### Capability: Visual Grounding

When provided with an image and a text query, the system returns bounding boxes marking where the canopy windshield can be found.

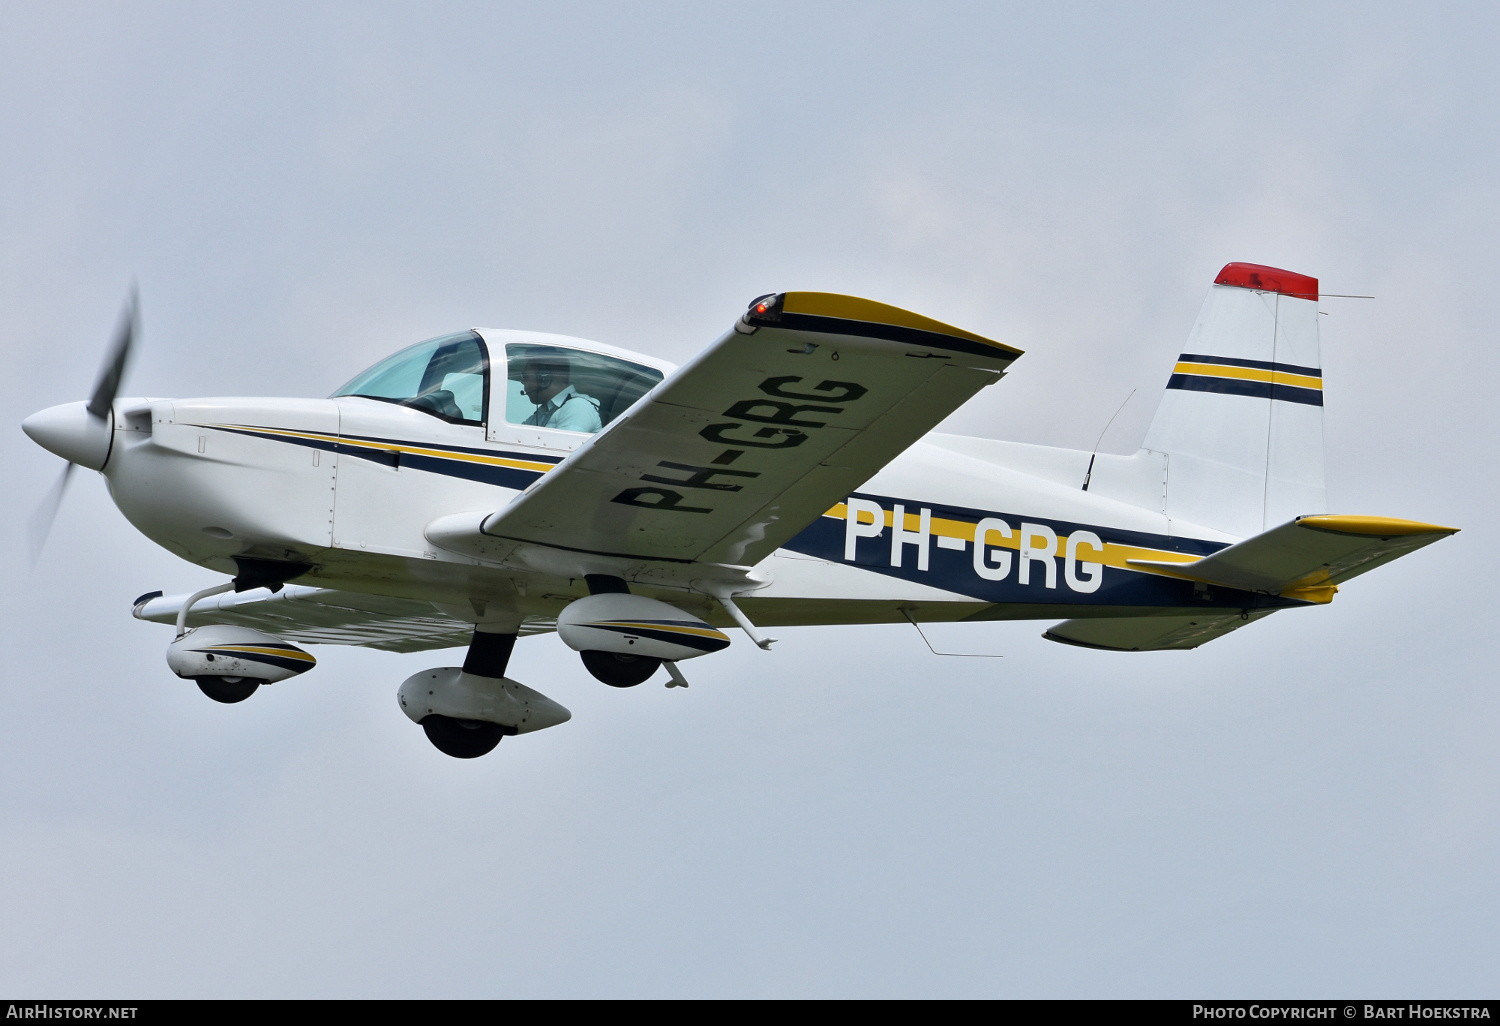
[333,331,488,425]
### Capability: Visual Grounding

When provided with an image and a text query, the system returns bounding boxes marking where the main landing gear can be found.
[580,650,661,688]
[397,629,572,759]
[195,676,263,704]
[559,575,726,688]
[166,564,318,705]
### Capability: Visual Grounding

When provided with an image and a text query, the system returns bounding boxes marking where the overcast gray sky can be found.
[2,1,1495,997]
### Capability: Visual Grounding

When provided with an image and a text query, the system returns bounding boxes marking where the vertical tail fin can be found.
[1141,263,1326,539]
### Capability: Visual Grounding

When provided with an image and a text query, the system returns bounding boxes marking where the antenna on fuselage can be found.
[1081,388,1136,492]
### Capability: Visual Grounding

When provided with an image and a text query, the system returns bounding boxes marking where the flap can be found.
[469,292,1021,567]
[1126,514,1457,595]
[1042,609,1277,651]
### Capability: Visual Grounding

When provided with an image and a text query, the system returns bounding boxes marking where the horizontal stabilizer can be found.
[1042,609,1277,652]
[1127,515,1457,597]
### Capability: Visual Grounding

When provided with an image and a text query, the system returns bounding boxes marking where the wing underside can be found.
[1042,609,1277,652]
[134,586,549,653]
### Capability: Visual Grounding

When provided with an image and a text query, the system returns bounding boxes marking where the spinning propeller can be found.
[24,288,139,562]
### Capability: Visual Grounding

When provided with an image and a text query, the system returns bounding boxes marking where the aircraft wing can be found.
[132,586,550,653]
[455,292,1021,567]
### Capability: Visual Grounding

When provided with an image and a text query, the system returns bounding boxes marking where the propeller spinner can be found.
[23,288,139,560]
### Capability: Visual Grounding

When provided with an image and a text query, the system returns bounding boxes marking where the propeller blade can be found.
[86,286,137,421]
[28,462,75,565]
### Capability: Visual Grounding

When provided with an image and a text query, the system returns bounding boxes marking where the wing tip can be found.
[132,590,164,619]
[777,291,1023,358]
[1296,514,1459,537]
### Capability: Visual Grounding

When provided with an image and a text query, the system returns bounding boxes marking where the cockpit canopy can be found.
[500,343,663,433]
[333,331,488,424]
[332,330,665,436]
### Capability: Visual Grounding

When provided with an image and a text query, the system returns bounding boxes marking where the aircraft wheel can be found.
[195,676,263,704]
[421,714,505,759]
[580,650,661,688]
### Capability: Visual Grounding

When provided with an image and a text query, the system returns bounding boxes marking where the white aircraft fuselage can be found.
[86,369,1245,632]
[23,268,1455,756]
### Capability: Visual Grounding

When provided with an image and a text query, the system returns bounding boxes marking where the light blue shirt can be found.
[524,384,602,433]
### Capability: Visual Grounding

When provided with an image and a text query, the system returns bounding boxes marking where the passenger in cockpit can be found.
[519,354,603,432]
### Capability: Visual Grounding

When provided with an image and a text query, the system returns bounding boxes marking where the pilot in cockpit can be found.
[519,353,603,433]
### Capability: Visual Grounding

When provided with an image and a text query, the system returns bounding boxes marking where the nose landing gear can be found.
[420,714,509,759]
[398,628,572,759]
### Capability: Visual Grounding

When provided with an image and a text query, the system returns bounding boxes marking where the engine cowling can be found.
[556,594,730,662]
[396,668,572,735]
[166,624,315,684]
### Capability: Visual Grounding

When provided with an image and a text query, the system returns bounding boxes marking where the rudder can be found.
[1140,262,1326,539]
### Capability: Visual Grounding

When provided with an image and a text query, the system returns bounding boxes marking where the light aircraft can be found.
[23,262,1456,758]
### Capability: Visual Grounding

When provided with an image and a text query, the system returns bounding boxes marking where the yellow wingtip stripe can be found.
[1280,584,1338,604]
[1297,515,1459,537]
[781,292,1022,356]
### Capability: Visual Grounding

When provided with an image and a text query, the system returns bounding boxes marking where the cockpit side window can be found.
[333,331,489,425]
[504,344,664,434]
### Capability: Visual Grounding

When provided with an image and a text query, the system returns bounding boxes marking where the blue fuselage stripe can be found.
[201,426,1291,612]
[1167,374,1324,407]
[782,492,1298,611]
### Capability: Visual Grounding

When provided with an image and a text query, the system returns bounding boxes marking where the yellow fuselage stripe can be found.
[824,503,1202,580]
[209,425,557,474]
[213,424,1322,594]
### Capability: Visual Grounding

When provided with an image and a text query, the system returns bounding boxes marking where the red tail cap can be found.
[1215,262,1318,300]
